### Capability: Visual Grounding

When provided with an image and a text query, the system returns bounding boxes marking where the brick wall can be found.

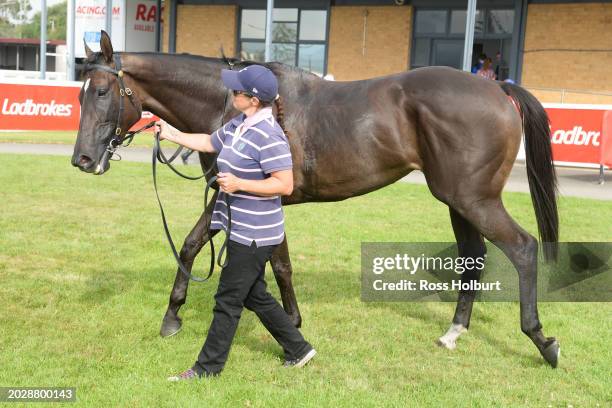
[161,0,170,52]
[161,2,237,58]
[327,5,411,81]
[176,5,237,58]
[522,3,612,103]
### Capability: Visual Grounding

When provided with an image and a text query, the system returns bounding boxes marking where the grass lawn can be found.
[0,153,610,407]
[0,130,175,149]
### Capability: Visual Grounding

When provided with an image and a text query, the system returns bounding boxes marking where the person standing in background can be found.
[494,52,502,80]
[476,58,496,80]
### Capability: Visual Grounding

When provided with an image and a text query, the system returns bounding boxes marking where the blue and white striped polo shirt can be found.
[210,106,293,247]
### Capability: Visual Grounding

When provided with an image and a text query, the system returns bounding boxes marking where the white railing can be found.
[526,86,612,104]
[0,45,69,81]
[0,69,67,81]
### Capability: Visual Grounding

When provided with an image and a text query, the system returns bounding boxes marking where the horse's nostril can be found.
[79,155,93,167]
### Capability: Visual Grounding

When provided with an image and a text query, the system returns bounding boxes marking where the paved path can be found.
[400,162,611,201]
[1,142,610,200]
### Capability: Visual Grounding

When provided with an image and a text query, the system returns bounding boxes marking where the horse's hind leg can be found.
[453,198,559,367]
[269,234,302,328]
[438,207,486,350]
[160,196,220,337]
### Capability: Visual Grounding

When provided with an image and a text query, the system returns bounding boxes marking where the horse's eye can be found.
[97,88,108,96]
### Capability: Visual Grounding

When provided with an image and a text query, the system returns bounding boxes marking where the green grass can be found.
[0,130,175,148]
[0,153,610,407]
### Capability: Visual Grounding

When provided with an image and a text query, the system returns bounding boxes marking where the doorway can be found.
[472,39,512,80]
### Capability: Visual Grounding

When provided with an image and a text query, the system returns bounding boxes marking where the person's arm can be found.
[216,169,293,197]
[154,119,217,153]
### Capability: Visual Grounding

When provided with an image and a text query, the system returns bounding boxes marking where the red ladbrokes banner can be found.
[544,104,612,167]
[0,79,158,133]
[1,81,81,130]
[601,111,612,168]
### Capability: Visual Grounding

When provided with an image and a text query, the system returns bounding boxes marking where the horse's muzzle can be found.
[72,154,95,173]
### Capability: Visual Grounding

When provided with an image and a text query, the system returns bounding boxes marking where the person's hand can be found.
[217,172,242,193]
[154,119,180,142]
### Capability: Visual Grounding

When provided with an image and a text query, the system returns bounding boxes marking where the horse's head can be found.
[72,30,142,175]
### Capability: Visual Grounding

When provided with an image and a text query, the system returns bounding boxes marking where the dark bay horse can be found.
[72,31,560,367]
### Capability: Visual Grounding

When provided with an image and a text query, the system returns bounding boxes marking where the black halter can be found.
[84,53,154,173]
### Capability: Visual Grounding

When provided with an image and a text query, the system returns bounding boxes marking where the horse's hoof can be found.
[160,315,182,338]
[437,336,457,350]
[437,323,467,350]
[540,338,560,368]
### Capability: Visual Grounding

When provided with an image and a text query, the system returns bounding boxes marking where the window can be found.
[487,10,514,35]
[449,10,484,35]
[415,10,447,34]
[411,7,515,71]
[298,44,325,74]
[239,8,328,76]
[240,10,266,39]
[299,10,327,41]
[240,42,265,62]
[412,38,430,67]
[433,40,463,69]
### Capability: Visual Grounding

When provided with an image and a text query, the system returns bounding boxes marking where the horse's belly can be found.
[285,160,414,204]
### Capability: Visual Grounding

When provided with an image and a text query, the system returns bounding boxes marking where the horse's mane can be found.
[82,50,320,82]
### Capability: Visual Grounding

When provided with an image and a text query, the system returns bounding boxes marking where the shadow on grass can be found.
[78,267,135,305]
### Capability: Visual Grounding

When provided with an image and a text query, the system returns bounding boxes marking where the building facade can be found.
[0,38,65,72]
[160,0,612,103]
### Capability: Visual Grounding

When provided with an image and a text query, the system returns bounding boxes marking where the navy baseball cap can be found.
[221,65,279,102]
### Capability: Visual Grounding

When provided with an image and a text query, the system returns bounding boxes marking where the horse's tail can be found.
[501,82,559,262]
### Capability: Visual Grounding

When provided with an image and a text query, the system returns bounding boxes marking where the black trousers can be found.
[192,239,312,375]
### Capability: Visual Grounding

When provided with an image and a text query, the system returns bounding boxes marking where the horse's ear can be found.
[99,30,114,63]
[219,45,231,63]
[84,38,94,59]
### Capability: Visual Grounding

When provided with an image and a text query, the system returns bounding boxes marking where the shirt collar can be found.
[242,106,274,130]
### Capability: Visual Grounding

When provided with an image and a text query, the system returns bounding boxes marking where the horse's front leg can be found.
[160,192,220,337]
[269,234,302,328]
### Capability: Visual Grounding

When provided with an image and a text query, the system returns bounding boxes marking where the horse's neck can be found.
[125,53,230,133]
[125,53,323,136]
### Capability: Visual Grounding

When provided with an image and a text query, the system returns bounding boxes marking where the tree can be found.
[0,0,32,38]
[0,17,17,38]
[0,0,32,23]
[21,1,67,41]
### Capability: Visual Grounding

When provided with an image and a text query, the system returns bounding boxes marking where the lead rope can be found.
[152,129,230,282]
[86,52,234,281]
[150,59,235,282]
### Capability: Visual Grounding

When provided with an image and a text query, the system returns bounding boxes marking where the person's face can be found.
[231,90,260,111]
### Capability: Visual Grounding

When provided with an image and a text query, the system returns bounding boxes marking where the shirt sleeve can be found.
[258,130,293,174]
[210,125,227,153]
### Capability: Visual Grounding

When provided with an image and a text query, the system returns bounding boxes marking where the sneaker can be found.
[283,348,317,368]
[167,368,218,381]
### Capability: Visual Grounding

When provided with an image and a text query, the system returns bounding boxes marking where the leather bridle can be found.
[83,53,153,174]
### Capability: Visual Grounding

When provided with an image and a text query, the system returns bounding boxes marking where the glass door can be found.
[432,39,463,69]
